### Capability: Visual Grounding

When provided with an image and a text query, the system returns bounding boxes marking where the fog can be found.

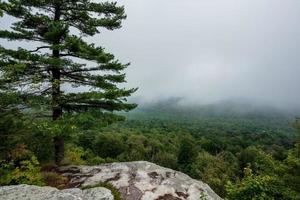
[94,0,300,109]
[1,0,300,109]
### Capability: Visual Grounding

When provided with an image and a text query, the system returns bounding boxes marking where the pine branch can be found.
[0,30,46,42]
[0,0,137,120]
[59,53,80,58]
[61,67,100,74]
[29,46,51,53]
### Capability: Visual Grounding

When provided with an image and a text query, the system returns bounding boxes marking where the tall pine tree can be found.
[0,0,137,164]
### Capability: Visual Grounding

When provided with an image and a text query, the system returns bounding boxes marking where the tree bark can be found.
[52,4,64,165]
[54,136,64,164]
[52,67,63,164]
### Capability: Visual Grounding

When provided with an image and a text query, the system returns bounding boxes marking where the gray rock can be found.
[0,161,222,200]
[0,184,113,200]
[63,161,222,200]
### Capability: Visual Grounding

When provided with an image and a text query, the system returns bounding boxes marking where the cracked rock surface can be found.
[62,161,222,200]
[0,184,113,200]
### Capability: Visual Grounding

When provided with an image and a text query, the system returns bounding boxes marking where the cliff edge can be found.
[0,161,222,200]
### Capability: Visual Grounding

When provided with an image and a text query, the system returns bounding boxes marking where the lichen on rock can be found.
[63,161,222,200]
[0,184,113,200]
[0,161,222,200]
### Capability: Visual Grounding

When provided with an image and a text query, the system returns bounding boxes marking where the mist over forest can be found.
[97,0,300,110]
[129,97,299,118]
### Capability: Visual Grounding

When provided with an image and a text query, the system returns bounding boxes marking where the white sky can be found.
[95,0,300,108]
[1,0,300,109]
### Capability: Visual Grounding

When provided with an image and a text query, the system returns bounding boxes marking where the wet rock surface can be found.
[62,161,222,200]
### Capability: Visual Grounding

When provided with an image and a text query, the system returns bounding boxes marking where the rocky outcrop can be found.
[0,161,222,200]
[61,161,222,200]
[0,184,113,200]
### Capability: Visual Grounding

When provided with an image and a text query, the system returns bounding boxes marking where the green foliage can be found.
[86,156,106,166]
[152,152,178,169]
[119,134,150,161]
[0,110,30,159]
[65,111,126,131]
[190,151,238,196]
[81,182,122,200]
[0,144,44,186]
[283,144,300,195]
[64,144,86,165]
[0,97,299,199]
[225,167,296,200]
[23,117,79,163]
[62,143,108,165]
[93,134,126,159]
[0,0,137,163]
[177,136,198,165]
[199,192,208,200]
[79,114,297,199]
[26,122,55,163]
[0,0,137,114]
[0,109,53,163]
[238,146,278,176]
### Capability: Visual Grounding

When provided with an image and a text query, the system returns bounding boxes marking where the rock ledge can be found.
[0,184,113,200]
[62,161,222,200]
[0,161,222,200]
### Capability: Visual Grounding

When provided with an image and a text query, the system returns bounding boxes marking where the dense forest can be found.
[1,100,300,199]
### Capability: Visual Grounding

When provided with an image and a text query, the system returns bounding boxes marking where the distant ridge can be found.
[128,98,296,119]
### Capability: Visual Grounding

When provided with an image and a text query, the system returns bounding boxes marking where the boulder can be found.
[62,161,222,200]
[0,161,222,200]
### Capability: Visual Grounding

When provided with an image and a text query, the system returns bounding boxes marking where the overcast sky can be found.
[1,0,300,109]
[92,0,300,108]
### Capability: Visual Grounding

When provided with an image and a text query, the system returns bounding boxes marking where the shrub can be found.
[64,144,86,165]
[42,172,68,189]
[0,144,44,186]
[225,167,295,200]
[93,134,125,159]
[41,162,58,172]
[86,156,106,165]
[152,152,177,169]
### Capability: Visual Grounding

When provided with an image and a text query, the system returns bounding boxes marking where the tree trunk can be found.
[54,136,64,164]
[52,67,63,165]
[52,4,63,165]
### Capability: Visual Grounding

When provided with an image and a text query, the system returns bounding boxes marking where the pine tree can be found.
[0,0,137,164]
